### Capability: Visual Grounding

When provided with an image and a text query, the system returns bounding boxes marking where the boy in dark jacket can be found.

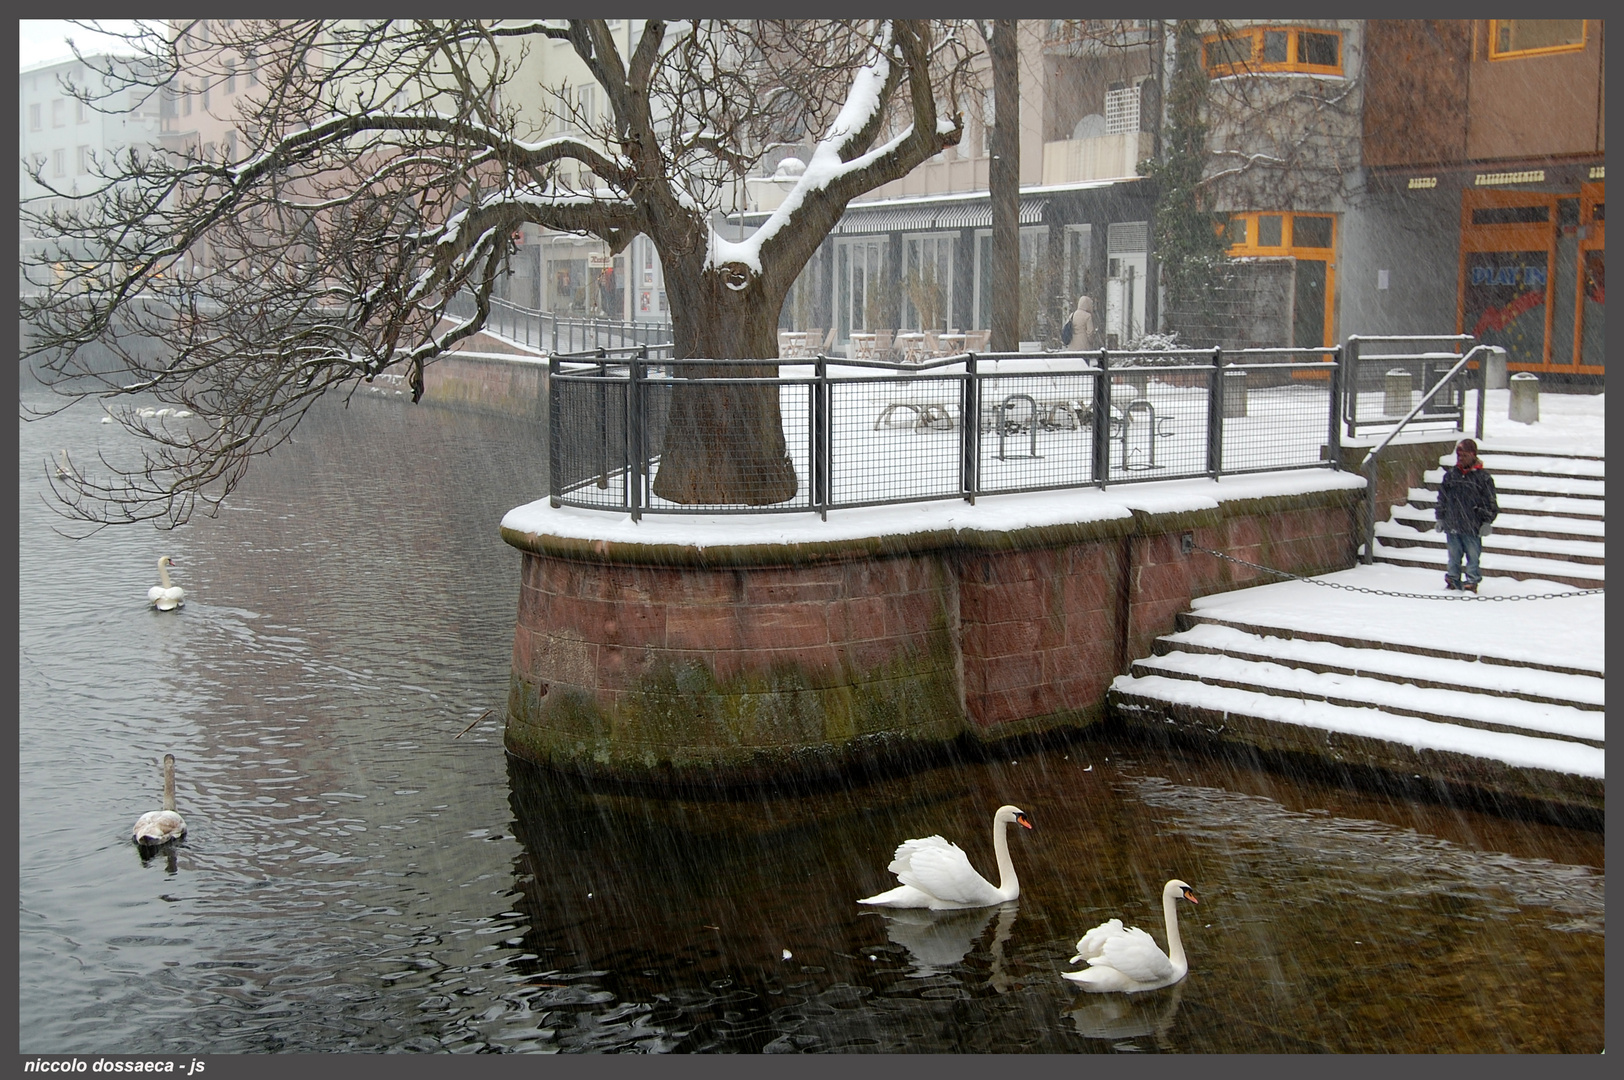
[1434,438,1499,592]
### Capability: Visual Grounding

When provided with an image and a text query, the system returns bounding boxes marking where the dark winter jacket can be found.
[1436,462,1499,535]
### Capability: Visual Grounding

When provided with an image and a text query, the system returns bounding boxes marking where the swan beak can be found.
[1182,887,1199,904]
[1016,812,1033,830]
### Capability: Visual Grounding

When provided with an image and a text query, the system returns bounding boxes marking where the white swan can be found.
[132,753,187,847]
[857,804,1033,910]
[1063,879,1199,993]
[147,555,185,611]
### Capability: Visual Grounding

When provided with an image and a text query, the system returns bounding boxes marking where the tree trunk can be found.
[648,257,798,506]
[989,20,1020,353]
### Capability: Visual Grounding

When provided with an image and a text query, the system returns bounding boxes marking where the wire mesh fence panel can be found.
[977,371,1099,494]
[1106,367,1213,482]
[551,368,631,508]
[641,376,814,513]
[1219,365,1335,473]
[829,374,964,506]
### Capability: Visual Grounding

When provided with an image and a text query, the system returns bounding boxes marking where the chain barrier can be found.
[1189,544,1603,602]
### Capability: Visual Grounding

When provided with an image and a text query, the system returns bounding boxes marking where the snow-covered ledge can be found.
[500,470,1367,786]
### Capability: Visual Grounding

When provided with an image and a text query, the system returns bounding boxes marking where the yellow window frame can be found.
[1487,19,1587,60]
[1223,211,1339,349]
[1202,26,1344,78]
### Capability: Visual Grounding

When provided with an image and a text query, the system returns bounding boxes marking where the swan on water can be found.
[132,754,187,847]
[55,450,72,479]
[147,555,185,611]
[1063,879,1199,993]
[858,804,1033,910]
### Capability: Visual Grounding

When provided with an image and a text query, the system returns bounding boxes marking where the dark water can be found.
[18,381,1604,1053]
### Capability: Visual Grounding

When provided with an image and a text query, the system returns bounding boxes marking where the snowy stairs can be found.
[1370,448,1605,589]
[1109,610,1605,808]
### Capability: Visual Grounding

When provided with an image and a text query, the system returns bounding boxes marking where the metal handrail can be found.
[1359,343,1504,563]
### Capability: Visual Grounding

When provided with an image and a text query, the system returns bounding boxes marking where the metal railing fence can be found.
[1341,334,1478,438]
[548,346,1344,520]
[445,292,673,354]
[1357,343,1503,563]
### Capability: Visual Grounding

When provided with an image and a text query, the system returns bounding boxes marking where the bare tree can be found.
[22,19,974,527]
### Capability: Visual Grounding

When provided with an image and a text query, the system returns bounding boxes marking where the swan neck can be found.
[158,562,172,589]
[1163,887,1186,970]
[992,815,1017,895]
[162,758,176,812]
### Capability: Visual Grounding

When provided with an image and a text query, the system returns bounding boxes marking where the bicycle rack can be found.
[1119,398,1162,471]
[997,393,1042,460]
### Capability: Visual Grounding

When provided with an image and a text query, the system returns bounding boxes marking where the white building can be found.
[20,53,165,281]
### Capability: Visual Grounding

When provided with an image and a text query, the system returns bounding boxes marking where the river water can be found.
[18,379,1604,1054]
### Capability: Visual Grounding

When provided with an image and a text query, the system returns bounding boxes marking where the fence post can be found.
[813,354,828,519]
[1326,345,1343,470]
[961,352,979,503]
[548,354,562,508]
[1093,348,1111,488]
[1343,335,1360,437]
[1206,347,1224,479]
[627,352,643,521]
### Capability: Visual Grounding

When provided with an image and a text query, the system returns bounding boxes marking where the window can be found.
[246,51,258,85]
[76,100,88,124]
[29,103,41,131]
[225,59,236,94]
[53,149,66,178]
[902,234,954,331]
[77,146,91,174]
[1489,20,1586,59]
[1203,26,1342,76]
[51,99,66,127]
[1225,211,1336,256]
[183,88,192,116]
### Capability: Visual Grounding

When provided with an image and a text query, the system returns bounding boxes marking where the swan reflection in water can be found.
[1066,979,1186,1050]
[874,901,1019,980]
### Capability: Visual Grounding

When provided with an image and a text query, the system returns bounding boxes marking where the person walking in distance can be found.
[1061,295,1096,350]
[1434,438,1498,592]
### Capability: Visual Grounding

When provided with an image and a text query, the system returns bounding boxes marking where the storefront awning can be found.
[831,206,942,234]
[929,197,1048,230]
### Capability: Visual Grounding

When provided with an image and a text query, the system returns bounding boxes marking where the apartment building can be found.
[747,21,1166,351]
[1352,19,1604,379]
[20,53,165,279]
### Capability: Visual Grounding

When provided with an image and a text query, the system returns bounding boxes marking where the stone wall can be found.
[503,486,1361,784]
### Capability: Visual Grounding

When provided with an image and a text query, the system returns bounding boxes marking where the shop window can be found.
[1256,215,1283,247]
[1489,20,1586,60]
[1203,26,1342,76]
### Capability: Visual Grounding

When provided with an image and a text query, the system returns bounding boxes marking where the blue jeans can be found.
[1445,531,1483,586]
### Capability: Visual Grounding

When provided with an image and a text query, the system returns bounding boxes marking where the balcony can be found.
[1041,132,1154,185]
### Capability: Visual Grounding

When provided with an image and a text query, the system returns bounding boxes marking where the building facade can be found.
[1353,19,1604,379]
[20,53,165,283]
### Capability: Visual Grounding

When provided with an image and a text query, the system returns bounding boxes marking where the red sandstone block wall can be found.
[511,492,1359,745]
[515,553,954,706]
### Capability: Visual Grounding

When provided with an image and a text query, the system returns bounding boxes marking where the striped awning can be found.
[832,196,1049,234]
[929,197,1049,230]
[832,206,941,234]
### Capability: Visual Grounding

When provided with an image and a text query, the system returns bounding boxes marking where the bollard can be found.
[1509,371,1540,424]
[1384,368,1413,416]
[1222,368,1248,418]
[1482,349,1508,391]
